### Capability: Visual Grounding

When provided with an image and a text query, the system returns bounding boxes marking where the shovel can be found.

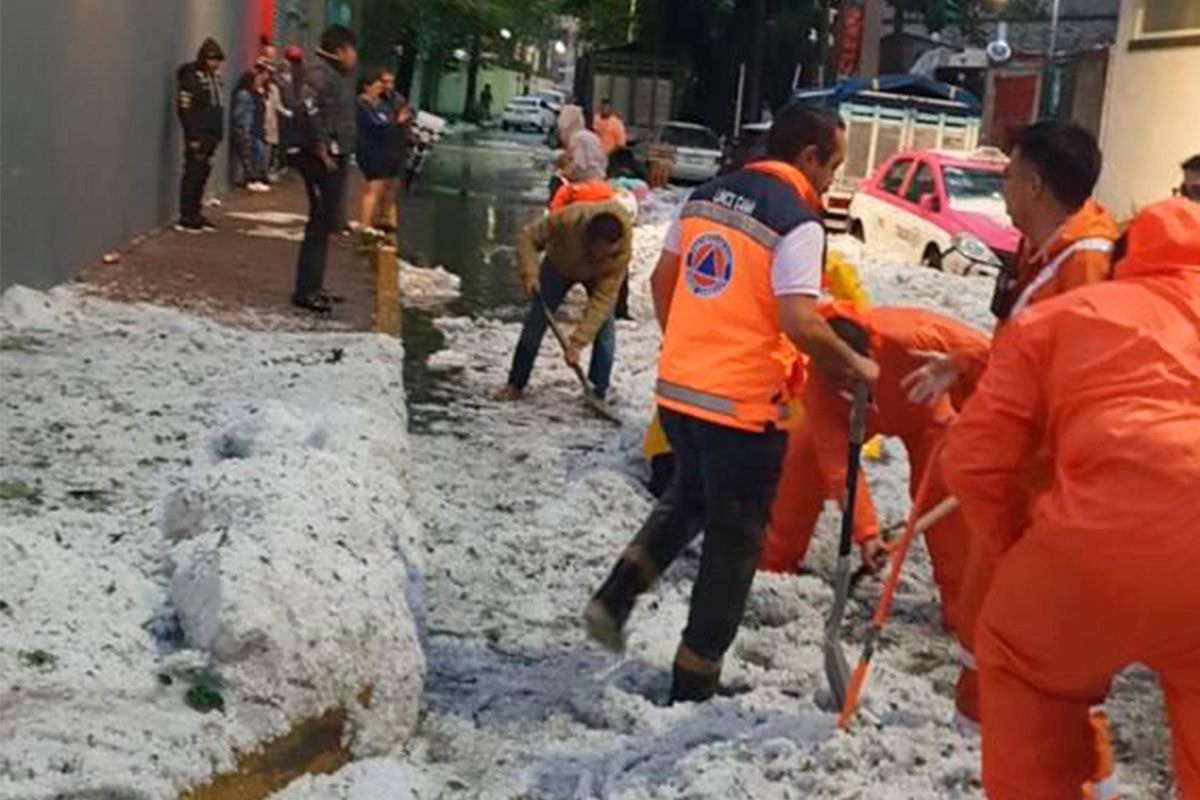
[838,493,960,729]
[536,293,621,425]
[823,382,870,710]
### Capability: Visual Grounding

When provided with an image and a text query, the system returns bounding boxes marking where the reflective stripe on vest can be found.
[1010,237,1113,316]
[679,200,781,250]
[656,380,793,425]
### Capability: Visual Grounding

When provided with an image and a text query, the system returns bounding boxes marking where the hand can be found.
[187,140,203,151]
[901,350,958,406]
[523,274,540,298]
[859,537,889,573]
[564,341,581,368]
[319,152,338,174]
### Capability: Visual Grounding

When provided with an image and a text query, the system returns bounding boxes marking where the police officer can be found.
[293,25,358,313]
[175,38,225,232]
[585,104,879,702]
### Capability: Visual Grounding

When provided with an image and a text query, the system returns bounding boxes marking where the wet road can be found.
[398,129,554,410]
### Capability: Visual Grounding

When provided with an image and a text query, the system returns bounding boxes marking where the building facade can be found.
[1095,0,1200,218]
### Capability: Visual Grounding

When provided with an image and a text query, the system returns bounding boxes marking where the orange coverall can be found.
[761,306,989,632]
[953,197,1118,389]
[952,197,1119,725]
[943,198,1200,799]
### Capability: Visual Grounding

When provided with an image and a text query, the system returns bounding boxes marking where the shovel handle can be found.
[536,292,594,392]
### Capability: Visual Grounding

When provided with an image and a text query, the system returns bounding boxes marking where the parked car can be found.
[501,96,555,132]
[637,121,723,183]
[535,90,567,114]
[847,148,1019,274]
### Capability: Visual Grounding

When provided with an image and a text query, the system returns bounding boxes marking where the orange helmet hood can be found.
[1115,197,1200,279]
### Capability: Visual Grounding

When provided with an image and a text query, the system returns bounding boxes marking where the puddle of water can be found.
[397,131,553,415]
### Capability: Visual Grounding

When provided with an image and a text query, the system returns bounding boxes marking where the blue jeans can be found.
[507,261,617,398]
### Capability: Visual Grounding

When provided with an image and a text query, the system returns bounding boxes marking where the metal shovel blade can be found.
[537,292,621,425]
[824,554,855,710]
[822,383,869,711]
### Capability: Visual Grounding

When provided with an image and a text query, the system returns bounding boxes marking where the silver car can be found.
[643,122,723,183]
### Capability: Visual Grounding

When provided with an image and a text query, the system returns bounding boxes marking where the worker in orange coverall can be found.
[760,303,989,633]
[943,197,1200,800]
[904,121,1120,746]
[907,121,1118,405]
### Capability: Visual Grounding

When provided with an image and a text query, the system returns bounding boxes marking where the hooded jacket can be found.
[176,38,225,144]
[945,197,1200,654]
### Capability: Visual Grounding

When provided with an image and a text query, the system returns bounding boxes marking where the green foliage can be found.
[19,649,57,669]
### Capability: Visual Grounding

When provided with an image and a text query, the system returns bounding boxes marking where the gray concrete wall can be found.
[0,1,271,289]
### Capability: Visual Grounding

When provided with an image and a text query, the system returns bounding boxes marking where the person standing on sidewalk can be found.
[232,67,271,192]
[175,38,225,232]
[293,25,358,313]
[584,104,879,703]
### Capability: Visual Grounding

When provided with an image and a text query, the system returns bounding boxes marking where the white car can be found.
[501,96,555,132]
[643,122,723,183]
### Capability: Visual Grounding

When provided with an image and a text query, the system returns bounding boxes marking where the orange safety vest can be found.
[656,160,823,432]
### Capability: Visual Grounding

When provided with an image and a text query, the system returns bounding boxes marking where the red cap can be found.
[283,46,303,63]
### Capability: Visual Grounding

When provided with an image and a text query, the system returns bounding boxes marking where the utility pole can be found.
[745,0,766,123]
[1039,0,1063,118]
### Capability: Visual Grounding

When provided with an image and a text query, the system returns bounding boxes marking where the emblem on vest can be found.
[684,233,735,298]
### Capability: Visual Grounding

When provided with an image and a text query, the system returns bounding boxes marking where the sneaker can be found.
[198,216,218,232]
[314,290,345,305]
[292,293,333,313]
[174,219,205,234]
[495,385,524,401]
[248,181,271,193]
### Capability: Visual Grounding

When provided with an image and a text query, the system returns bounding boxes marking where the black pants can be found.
[630,409,786,664]
[294,153,347,300]
[179,139,218,224]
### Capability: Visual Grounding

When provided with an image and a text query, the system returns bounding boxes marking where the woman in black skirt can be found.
[355,68,401,235]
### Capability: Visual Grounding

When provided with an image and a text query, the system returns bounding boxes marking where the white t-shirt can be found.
[663,218,823,297]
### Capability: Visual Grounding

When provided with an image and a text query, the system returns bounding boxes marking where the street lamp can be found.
[452,48,468,61]
[554,40,567,55]
[500,28,512,40]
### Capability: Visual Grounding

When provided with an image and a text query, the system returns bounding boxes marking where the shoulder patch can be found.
[684,233,735,298]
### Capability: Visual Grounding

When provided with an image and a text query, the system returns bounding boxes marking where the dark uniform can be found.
[294,52,356,306]
[176,38,225,228]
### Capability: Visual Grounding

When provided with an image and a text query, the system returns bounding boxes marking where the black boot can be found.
[584,559,648,653]
[670,663,721,704]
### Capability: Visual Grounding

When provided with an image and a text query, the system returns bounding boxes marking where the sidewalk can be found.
[81,172,377,331]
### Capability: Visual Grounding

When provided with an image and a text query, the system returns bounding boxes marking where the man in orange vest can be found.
[943,198,1200,800]
[583,104,879,702]
[761,304,988,634]
[906,122,1118,405]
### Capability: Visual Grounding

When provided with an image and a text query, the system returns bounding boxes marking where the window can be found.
[904,162,938,204]
[1133,0,1200,46]
[879,159,912,195]
[942,165,1005,210]
[1140,0,1200,33]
